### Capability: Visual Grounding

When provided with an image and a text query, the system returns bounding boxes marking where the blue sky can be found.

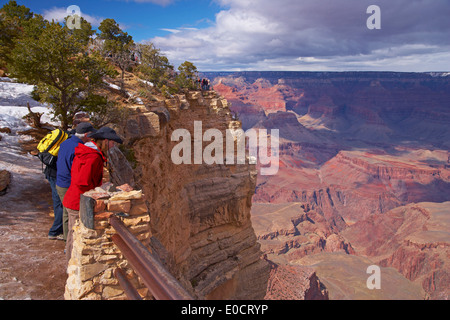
[8,0,222,40]
[2,0,450,72]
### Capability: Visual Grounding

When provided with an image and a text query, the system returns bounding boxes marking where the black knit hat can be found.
[76,122,97,134]
[87,127,123,144]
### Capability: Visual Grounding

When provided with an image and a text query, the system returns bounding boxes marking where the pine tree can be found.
[135,42,174,88]
[175,61,198,90]
[9,16,117,130]
[0,0,34,70]
[97,18,135,89]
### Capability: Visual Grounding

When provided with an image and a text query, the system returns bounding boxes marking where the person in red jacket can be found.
[63,127,123,261]
[62,143,106,210]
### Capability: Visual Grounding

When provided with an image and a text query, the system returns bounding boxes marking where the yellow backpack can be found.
[36,129,68,166]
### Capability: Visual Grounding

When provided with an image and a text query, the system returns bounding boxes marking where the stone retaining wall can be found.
[64,185,153,300]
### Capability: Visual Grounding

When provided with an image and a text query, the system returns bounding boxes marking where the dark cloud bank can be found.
[150,0,450,71]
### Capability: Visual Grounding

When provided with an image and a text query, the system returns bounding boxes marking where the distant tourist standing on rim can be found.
[63,127,123,261]
[202,78,209,90]
[56,122,97,242]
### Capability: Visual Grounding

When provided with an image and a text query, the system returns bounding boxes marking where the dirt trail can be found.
[0,136,67,300]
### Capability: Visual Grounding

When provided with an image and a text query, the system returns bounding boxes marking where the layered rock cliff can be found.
[112,90,270,300]
[209,71,450,149]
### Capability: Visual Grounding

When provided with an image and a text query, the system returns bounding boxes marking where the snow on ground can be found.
[138,79,154,87]
[104,80,121,91]
[0,78,56,200]
[0,78,55,129]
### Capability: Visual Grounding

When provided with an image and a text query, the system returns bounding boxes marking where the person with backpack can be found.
[63,126,123,261]
[36,128,68,241]
[56,122,97,242]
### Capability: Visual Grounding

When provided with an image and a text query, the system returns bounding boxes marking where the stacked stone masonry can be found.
[64,185,153,300]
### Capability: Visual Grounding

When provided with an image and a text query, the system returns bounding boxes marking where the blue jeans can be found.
[47,175,64,236]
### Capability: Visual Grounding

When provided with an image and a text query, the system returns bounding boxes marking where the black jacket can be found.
[44,162,57,179]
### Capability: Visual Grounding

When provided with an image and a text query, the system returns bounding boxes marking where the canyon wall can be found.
[208,71,450,149]
[114,90,270,300]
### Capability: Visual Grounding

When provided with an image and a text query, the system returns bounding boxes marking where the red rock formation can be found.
[207,72,450,300]
[253,149,450,225]
[251,203,354,262]
[264,260,329,300]
[214,77,288,114]
[342,202,449,299]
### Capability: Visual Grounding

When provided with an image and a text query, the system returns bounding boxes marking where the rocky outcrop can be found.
[251,203,354,261]
[214,78,287,115]
[264,261,328,300]
[294,252,426,300]
[253,148,450,225]
[115,90,270,300]
[332,151,446,182]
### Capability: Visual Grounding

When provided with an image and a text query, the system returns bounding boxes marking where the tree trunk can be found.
[25,102,42,129]
[120,67,125,90]
[60,92,69,131]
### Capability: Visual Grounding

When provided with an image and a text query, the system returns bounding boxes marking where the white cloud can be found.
[160,27,199,34]
[42,7,130,31]
[149,0,450,71]
[160,28,181,34]
[42,7,104,27]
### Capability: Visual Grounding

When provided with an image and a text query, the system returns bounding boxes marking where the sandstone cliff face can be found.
[116,91,269,300]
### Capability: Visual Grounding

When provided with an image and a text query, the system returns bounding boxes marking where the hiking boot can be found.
[48,234,64,241]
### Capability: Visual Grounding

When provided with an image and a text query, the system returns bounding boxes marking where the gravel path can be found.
[0,78,67,300]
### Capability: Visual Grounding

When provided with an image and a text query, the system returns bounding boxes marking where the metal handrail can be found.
[109,215,194,300]
[114,268,143,301]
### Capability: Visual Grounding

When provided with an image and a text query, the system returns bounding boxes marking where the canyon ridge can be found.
[205,71,450,300]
